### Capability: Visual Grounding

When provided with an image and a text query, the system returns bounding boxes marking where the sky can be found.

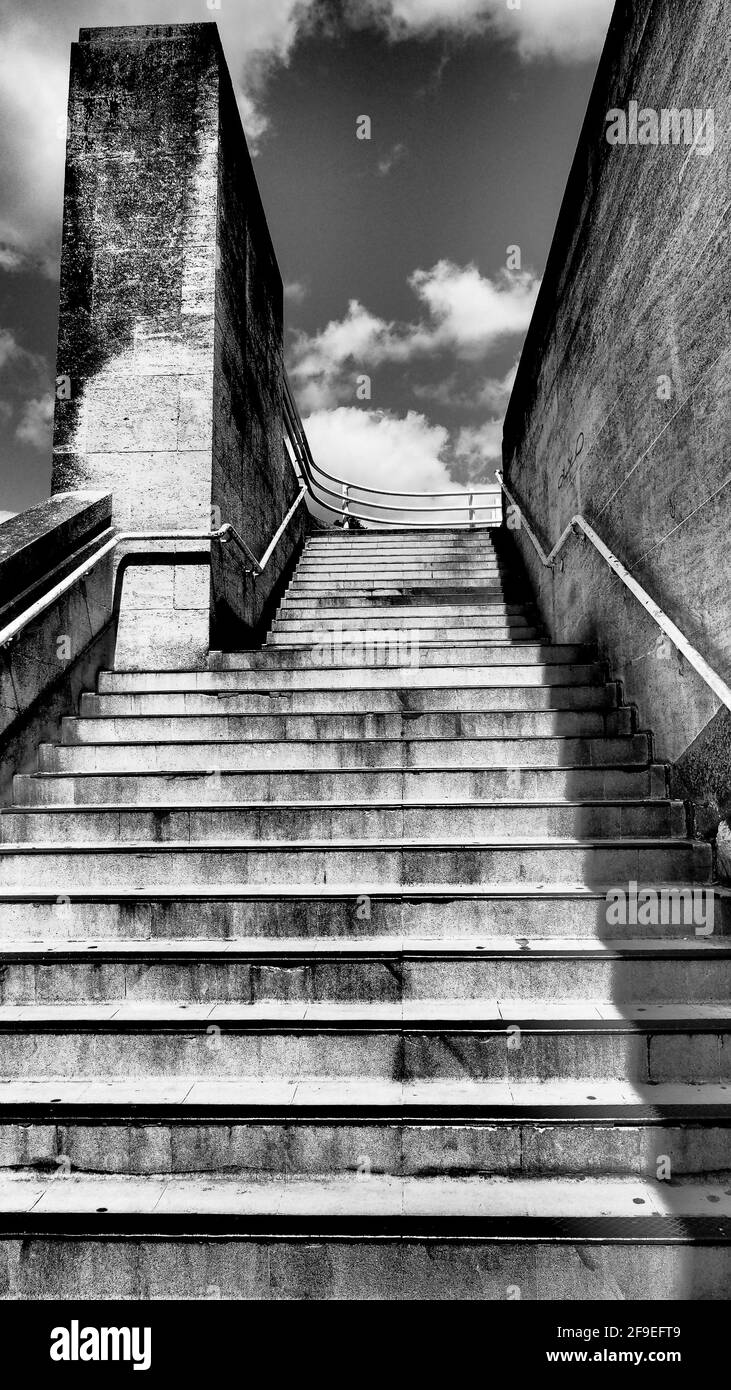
[0,0,615,517]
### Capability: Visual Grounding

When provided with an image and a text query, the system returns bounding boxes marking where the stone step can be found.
[3,1174,725,1262]
[279,599,530,615]
[301,536,500,547]
[2,1178,729,1301]
[208,644,591,670]
[0,837,710,889]
[0,1002,727,1080]
[295,554,507,565]
[296,545,502,558]
[275,611,533,628]
[0,797,683,844]
[0,938,726,1004]
[292,567,508,580]
[0,883,726,940]
[80,683,620,716]
[267,626,542,645]
[1,1078,729,1179]
[276,607,534,624]
[304,536,501,547]
[59,708,635,744]
[37,733,652,773]
[96,663,605,691]
[14,764,668,807]
[286,580,527,594]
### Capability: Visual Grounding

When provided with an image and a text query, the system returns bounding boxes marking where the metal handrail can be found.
[495,469,731,715]
[0,517,298,652]
[283,371,501,529]
[257,488,307,571]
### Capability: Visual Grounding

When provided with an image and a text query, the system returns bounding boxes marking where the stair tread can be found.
[0,1171,728,1220]
[0,1077,728,1108]
[1,1000,729,1023]
[0,835,702,851]
[4,798,676,811]
[0,881,723,899]
[0,936,725,957]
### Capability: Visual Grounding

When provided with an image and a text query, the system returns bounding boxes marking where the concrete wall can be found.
[503,0,730,853]
[211,31,306,646]
[0,495,115,803]
[52,23,305,665]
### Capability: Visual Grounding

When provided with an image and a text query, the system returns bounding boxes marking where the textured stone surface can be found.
[0,493,115,803]
[52,23,304,663]
[0,493,110,626]
[503,0,730,851]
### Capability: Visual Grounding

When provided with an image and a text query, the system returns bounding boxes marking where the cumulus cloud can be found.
[409,263,538,358]
[350,0,614,61]
[453,418,503,466]
[290,263,538,409]
[377,141,407,176]
[0,0,612,271]
[0,0,306,271]
[303,404,505,509]
[0,330,22,372]
[15,393,54,449]
[0,245,25,272]
[304,406,455,497]
[284,280,310,305]
[415,361,518,411]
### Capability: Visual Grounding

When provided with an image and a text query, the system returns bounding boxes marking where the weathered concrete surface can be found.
[503,0,730,859]
[0,494,115,804]
[0,492,110,627]
[211,47,306,646]
[52,23,304,665]
[1,1236,729,1301]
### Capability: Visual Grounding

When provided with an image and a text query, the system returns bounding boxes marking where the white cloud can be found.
[409,263,538,359]
[0,0,305,271]
[304,407,455,496]
[0,245,25,272]
[303,404,505,504]
[0,322,47,383]
[352,0,613,61]
[454,418,503,465]
[15,393,54,449]
[0,24,70,275]
[413,361,517,411]
[477,362,517,411]
[0,330,22,372]
[289,263,538,409]
[284,280,310,305]
[377,141,407,176]
[0,0,612,272]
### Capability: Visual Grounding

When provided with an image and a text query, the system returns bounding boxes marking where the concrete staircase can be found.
[1,527,729,1300]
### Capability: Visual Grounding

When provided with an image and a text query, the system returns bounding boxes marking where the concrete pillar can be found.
[51,23,302,668]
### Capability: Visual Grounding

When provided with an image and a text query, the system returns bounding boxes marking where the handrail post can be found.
[342,483,350,530]
[494,469,731,715]
[468,493,475,528]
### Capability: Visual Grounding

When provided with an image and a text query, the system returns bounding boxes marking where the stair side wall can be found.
[503,0,731,852]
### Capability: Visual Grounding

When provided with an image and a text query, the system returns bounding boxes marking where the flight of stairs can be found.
[0,526,729,1300]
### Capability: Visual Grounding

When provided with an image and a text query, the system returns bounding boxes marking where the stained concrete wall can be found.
[503,0,730,852]
[52,23,304,664]
[0,495,115,803]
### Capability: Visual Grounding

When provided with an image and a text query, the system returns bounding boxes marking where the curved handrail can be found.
[0,517,299,653]
[283,371,501,529]
[495,469,731,715]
